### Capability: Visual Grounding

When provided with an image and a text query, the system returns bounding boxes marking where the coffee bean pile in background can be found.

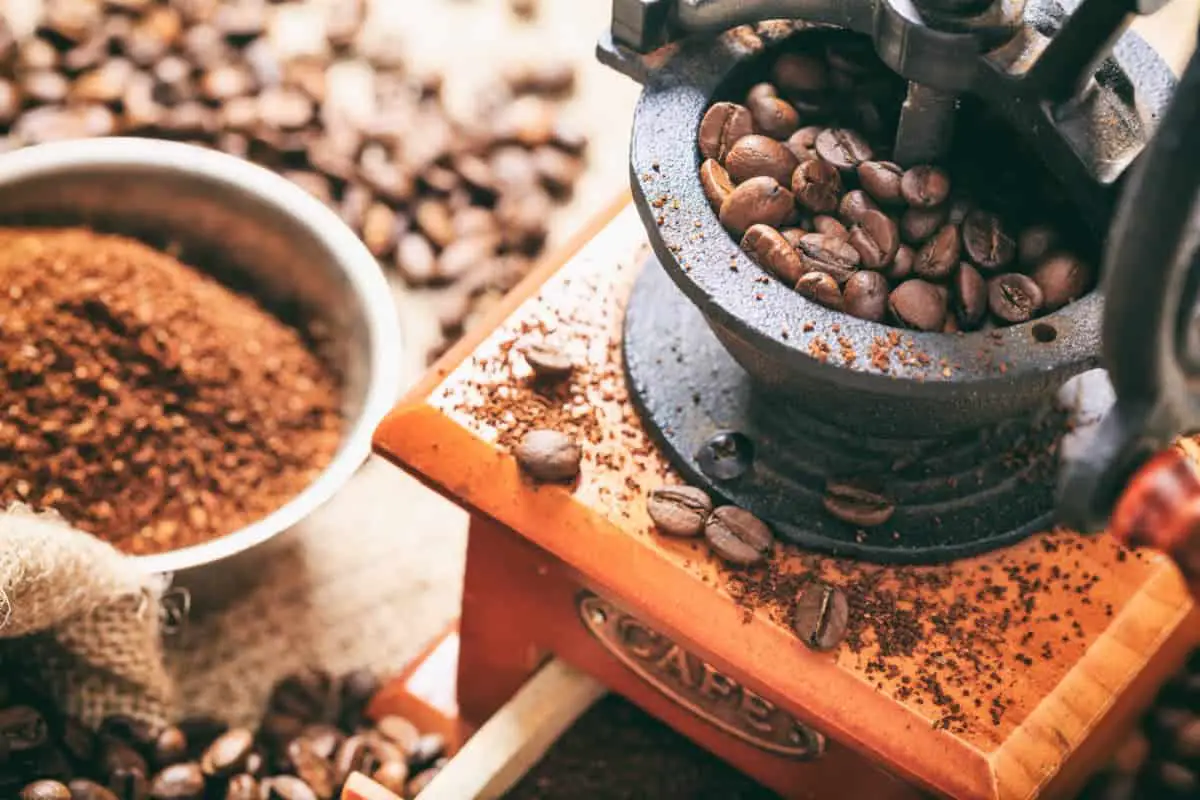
[0,0,586,363]
[4,665,450,800]
[698,31,1094,333]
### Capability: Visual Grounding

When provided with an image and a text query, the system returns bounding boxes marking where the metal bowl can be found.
[0,138,402,576]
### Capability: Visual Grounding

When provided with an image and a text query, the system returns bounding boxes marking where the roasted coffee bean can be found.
[151,727,187,770]
[954,262,987,330]
[900,165,950,208]
[780,227,808,248]
[772,53,827,95]
[705,506,773,566]
[414,199,456,250]
[106,761,148,800]
[360,204,399,259]
[22,70,70,104]
[961,210,1015,271]
[785,125,821,162]
[258,87,313,131]
[837,189,878,225]
[21,781,71,800]
[147,763,204,800]
[796,233,860,284]
[374,716,421,756]
[914,224,961,280]
[72,59,134,105]
[988,273,1043,323]
[815,128,872,171]
[900,205,948,244]
[436,235,499,282]
[889,279,946,331]
[946,196,973,226]
[395,234,437,285]
[224,775,259,800]
[823,482,895,526]
[60,717,97,765]
[514,429,581,483]
[857,161,904,205]
[66,779,119,800]
[1032,253,1092,310]
[1018,224,1059,268]
[261,776,317,800]
[887,244,915,282]
[812,215,848,240]
[699,158,735,211]
[285,739,334,800]
[647,486,713,538]
[745,82,778,106]
[531,146,583,196]
[0,79,20,126]
[724,134,798,185]
[719,176,794,235]
[2,706,49,753]
[848,210,898,270]
[296,726,343,763]
[843,270,888,322]
[697,102,754,161]
[271,669,334,724]
[200,729,253,778]
[521,339,575,379]
[408,734,446,771]
[792,581,850,652]
[371,760,409,795]
[790,159,841,214]
[175,717,226,759]
[796,271,843,310]
[742,224,804,285]
[745,93,797,140]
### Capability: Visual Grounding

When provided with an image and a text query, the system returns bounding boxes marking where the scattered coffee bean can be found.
[796,271,843,310]
[66,780,118,800]
[697,102,754,162]
[843,270,889,322]
[522,339,575,379]
[742,224,804,285]
[1032,253,1093,310]
[822,482,895,526]
[837,189,878,225]
[889,279,946,331]
[791,158,842,214]
[152,727,188,770]
[225,775,260,800]
[286,738,335,800]
[514,429,581,483]
[886,244,915,282]
[812,215,848,240]
[262,775,318,800]
[900,165,950,208]
[796,232,860,283]
[148,763,204,800]
[900,205,949,244]
[914,224,961,280]
[372,760,409,795]
[647,486,713,537]
[954,262,988,330]
[988,273,1044,323]
[700,158,735,210]
[724,134,798,185]
[1018,224,1059,268]
[748,93,799,139]
[21,781,71,800]
[772,53,827,95]
[848,209,898,269]
[961,210,1015,271]
[815,128,872,171]
[719,176,795,235]
[1,706,49,753]
[201,729,254,778]
[784,125,821,161]
[704,506,773,566]
[792,581,850,651]
[857,160,903,205]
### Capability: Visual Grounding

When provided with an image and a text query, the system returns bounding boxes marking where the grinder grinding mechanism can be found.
[598,0,1184,563]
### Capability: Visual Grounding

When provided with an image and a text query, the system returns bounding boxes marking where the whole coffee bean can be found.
[224,775,259,800]
[748,94,799,139]
[785,125,822,162]
[522,339,575,379]
[262,776,317,800]
[900,165,950,208]
[795,271,843,310]
[724,134,798,185]
[815,128,873,171]
[285,739,335,800]
[719,176,795,235]
[332,736,375,788]
[780,227,809,248]
[796,233,860,283]
[22,70,69,104]
[1148,762,1199,798]
[742,224,804,285]
[887,244,915,282]
[699,158,735,211]
[746,82,777,105]
[272,668,334,720]
[395,234,437,285]
[889,279,946,331]
[372,760,409,795]
[416,197,457,247]
[823,482,895,526]
[792,581,850,652]
[437,235,500,283]
[152,727,187,770]
[1032,254,1092,310]
[848,210,898,270]
[21,781,70,800]
[148,763,204,800]
[647,485,713,537]
[790,159,842,214]
[299,726,344,762]
[514,429,581,482]
[813,215,848,240]
[1018,224,1059,268]
[947,196,973,226]
[176,717,226,759]
[200,729,253,778]
[67,779,119,800]
[988,273,1044,323]
[772,53,828,95]
[843,270,888,322]
[1,706,48,753]
[704,506,773,566]
[698,102,754,161]
[914,224,961,280]
[857,161,904,205]
[954,263,987,330]
[837,189,878,225]
[375,716,421,755]
[900,205,948,244]
[961,210,1015,271]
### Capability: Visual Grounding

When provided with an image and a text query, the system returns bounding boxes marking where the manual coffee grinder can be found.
[371,1,1200,797]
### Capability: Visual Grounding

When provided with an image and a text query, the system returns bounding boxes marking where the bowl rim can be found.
[0,137,403,575]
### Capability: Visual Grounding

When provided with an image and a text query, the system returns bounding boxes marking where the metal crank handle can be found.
[1057,28,1200,563]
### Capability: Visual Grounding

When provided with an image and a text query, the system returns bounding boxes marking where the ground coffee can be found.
[0,227,342,555]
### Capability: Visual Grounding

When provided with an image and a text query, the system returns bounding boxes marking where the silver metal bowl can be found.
[0,137,403,576]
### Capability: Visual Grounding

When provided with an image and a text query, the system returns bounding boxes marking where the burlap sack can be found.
[0,503,174,727]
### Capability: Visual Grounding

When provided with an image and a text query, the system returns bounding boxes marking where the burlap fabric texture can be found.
[0,503,173,728]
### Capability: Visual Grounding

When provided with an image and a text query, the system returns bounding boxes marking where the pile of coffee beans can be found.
[0,0,586,362]
[698,32,1094,332]
[4,666,448,800]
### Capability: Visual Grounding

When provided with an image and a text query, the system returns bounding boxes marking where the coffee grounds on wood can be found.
[0,227,342,555]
